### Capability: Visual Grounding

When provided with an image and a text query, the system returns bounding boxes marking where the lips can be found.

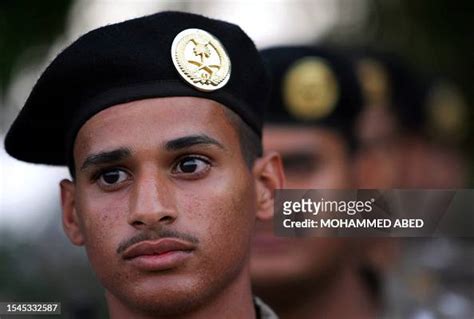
[122,238,196,271]
[122,238,196,260]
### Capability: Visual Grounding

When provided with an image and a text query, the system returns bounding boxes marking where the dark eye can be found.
[98,169,129,186]
[173,156,210,175]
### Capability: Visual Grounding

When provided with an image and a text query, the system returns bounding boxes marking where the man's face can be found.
[63,97,260,315]
[251,126,354,289]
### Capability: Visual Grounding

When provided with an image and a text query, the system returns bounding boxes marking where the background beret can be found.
[350,49,425,133]
[5,11,269,165]
[261,45,363,148]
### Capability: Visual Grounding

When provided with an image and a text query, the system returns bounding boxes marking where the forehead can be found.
[263,125,346,153]
[74,97,237,155]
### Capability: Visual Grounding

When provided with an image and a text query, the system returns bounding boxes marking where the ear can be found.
[60,179,85,246]
[252,151,285,221]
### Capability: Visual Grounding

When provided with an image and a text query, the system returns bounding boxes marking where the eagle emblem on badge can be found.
[171,28,231,92]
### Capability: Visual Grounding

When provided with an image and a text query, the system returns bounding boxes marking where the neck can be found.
[107,264,256,319]
[262,265,378,319]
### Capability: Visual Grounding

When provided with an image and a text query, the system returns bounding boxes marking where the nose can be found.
[128,173,177,229]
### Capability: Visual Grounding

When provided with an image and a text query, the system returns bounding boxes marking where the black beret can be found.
[261,46,363,148]
[421,77,469,144]
[350,49,425,133]
[5,11,269,165]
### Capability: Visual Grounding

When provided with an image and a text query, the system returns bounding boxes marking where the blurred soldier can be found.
[408,78,469,188]
[251,46,393,319]
[395,77,471,318]
[353,51,472,319]
[352,50,425,189]
[353,50,469,189]
[352,52,402,188]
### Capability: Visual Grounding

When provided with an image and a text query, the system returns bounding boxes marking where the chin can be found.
[131,291,203,317]
[108,270,229,317]
[114,278,209,316]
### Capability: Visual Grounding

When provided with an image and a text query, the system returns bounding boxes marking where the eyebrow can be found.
[80,148,131,171]
[165,134,225,151]
[79,135,224,171]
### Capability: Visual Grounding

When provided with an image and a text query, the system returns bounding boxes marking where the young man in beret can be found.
[251,46,393,319]
[5,12,283,319]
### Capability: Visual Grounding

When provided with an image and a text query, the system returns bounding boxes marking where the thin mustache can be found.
[117,229,199,255]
